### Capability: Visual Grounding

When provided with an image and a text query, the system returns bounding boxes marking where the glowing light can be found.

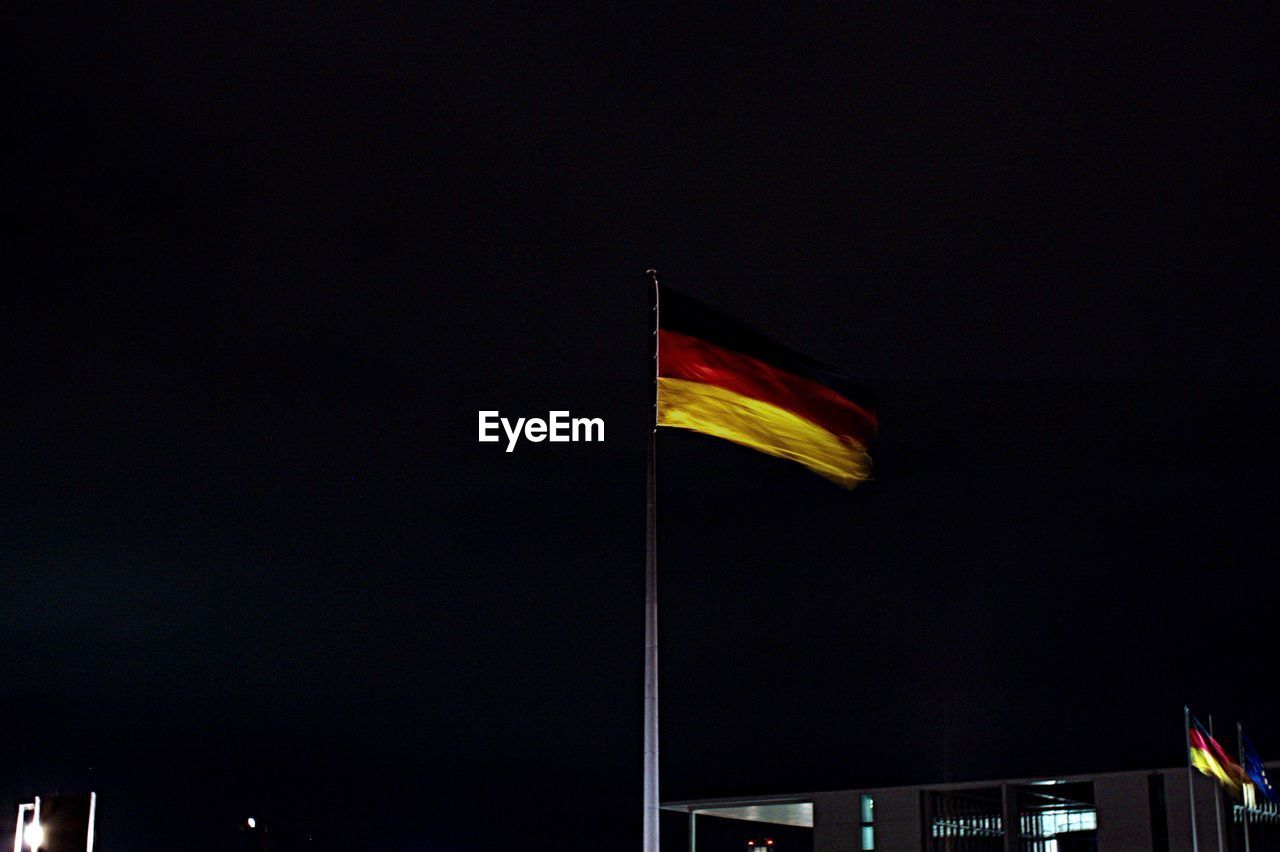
[247,817,256,829]
[23,822,44,849]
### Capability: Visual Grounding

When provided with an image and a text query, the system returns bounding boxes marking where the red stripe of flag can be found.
[659,329,878,446]
[1189,728,1212,752]
[1190,728,1246,775]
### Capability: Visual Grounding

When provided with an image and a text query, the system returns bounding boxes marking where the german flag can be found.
[1189,716,1247,797]
[657,287,877,488]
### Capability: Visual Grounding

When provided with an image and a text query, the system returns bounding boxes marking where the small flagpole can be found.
[1211,714,1225,852]
[643,269,661,852]
[1187,705,1201,852]
[1239,721,1252,852]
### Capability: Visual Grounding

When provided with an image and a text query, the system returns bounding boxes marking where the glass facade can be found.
[1234,794,1280,850]
[859,794,874,850]
[926,783,1097,852]
[1019,807,1096,850]
[927,788,1004,851]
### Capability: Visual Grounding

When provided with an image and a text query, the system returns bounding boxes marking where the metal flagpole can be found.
[644,269,661,852]
[1239,721,1252,852]
[1211,715,1225,852]
[1187,705,1201,852]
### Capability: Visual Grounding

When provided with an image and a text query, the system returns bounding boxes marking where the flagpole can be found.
[1211,714,1225,852]
[643,269,661,852]
[1187,705,1201,852]
[1239,721,1252,852]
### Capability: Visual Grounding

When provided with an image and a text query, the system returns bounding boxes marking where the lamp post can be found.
[13,799,40,852]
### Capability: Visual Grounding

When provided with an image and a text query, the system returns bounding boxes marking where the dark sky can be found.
[6,5,1276,850]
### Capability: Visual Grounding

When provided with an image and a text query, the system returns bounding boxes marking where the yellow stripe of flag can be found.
[657,376,871,488]
[1192,747,1243,795]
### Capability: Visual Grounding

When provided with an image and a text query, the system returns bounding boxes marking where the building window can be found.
[927,787,1004,849]
[1148,774,1169,852]
[860,794,874,850]
[1018,783,1097,852]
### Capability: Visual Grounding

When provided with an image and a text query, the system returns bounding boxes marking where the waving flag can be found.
[1242,731,1279,804]
[657,287,877,488]
[1189,716,1246,796]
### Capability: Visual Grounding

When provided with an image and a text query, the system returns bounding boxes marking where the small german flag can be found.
[657,287,877,488]
[1189,716,1247,797]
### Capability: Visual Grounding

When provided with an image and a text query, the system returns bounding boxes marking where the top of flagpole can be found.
[649,269,660,429]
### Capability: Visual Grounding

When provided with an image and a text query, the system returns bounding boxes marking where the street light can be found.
[13,793,95,852]
[13,800,39,852]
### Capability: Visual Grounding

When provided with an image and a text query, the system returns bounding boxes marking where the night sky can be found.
[6,5,1276,850]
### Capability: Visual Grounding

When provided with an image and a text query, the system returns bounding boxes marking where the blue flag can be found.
[1241,732,1279,804]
